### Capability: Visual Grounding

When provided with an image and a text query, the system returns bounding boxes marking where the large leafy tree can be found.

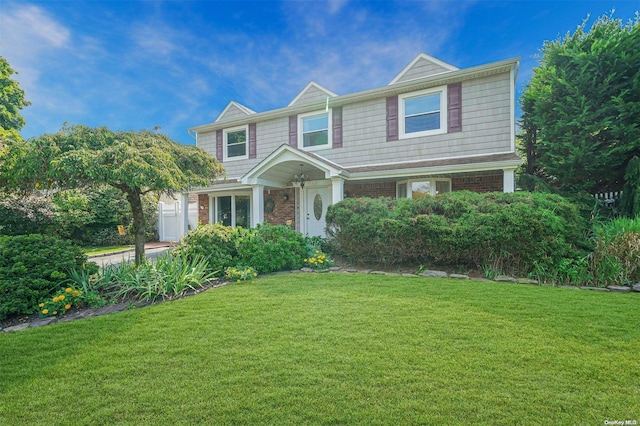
[0,125,222,263]
[518,12,640,193]
[0,55,30,141]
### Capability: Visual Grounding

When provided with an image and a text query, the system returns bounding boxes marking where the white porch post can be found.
[331,178,344,204]
[503,168,516,193]
[208,194,215,224]
[251,185,264,227]
[181,193,189,238]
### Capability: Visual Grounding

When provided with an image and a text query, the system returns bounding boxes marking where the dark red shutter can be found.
[289,115,297,147]
[332,107,343,148]
[447,83,462,133]
[248,123,257,159]
[386,96,398,141]
[216,129,223,160]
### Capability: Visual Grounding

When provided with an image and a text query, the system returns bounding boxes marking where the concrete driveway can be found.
[89,243,173,267]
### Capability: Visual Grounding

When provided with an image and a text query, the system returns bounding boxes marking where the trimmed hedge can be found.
[326,191,591,275]
[0,234,94,320]
[174,223,306,276]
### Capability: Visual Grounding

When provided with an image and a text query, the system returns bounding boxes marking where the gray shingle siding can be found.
[198,71,513,178]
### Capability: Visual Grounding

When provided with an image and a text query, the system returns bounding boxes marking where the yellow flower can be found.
[35,182,40,189]
[303,259,307,262]
[53,296,59,302]
[42,309,49,315]
[65,288,72,293]
[52,311,57,315]
[72,290,80,297]
[253,273,258,277]
[58,295,65,301]
[65,304,71,310]
[39,303,44,308]
[236,279,241,283]
[319,259,323,263]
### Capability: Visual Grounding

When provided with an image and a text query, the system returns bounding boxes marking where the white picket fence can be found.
[593,191,622,205]
[157,201,198,242]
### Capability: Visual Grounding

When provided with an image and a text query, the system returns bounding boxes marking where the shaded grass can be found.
[1,274,638,425]
[83,245,132,256]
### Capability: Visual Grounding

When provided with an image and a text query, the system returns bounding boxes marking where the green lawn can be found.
[1,274,638,425]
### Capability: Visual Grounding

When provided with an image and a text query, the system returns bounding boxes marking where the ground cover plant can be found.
[1,274,638,425]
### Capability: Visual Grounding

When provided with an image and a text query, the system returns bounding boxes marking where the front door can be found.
[305,186,329,237]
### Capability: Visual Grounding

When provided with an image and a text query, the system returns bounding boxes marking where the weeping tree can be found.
[0,125,222,263]
[620,156,640,217]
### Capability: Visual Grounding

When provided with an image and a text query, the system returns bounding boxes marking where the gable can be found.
[389,53,458,85]
[288,81,337,107]
[215,101,256,123]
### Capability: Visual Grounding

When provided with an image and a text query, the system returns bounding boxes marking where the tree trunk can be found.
[125,189,146,265]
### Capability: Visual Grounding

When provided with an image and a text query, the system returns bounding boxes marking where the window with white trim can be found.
[215,194,250,228]
[299,110,331,150]
[397,178,451,198]
[399,86,447,139]
[223,125,248,161]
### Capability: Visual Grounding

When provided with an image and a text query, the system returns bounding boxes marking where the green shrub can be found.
[0,234,94,320]
[235,224,306,274]
[326,192,590,276]
[588,216,640,286]
[173,223,237,276]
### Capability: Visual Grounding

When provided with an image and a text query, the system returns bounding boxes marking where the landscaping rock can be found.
[559,285,581,290]
[494,275,518,283]
[329,266,342,272]
[421,270,448,278]
[30,318,57,328]
[579,286,609,292]
[94,303,129,316]
[607,285,631,293]
[449,274,469,280]
[300,267,314,272]
[517,278,539,285]
[345,268,359,273]
[4,323,30,332]
[632,283,640,292]
[371,271,386,275]
[402,273,419,278]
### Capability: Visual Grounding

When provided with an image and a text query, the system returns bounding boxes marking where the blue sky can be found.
[1,0,638,145]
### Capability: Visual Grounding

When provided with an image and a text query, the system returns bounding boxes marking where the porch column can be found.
[331,178,344,204]
[208,194,215,224]
[503,168,516,193]
[181,192,189,238]
[251,185,264,227]
[157,202,165,242]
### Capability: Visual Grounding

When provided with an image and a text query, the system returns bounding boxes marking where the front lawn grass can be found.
[83,245,132,256]
[1,274,638,425]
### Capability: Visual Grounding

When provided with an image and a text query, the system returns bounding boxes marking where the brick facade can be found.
[344,182,396,199]
[198,194,209,225]
[451,172,503,193]
[263,188,296,229]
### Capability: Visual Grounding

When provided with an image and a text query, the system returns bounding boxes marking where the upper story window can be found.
[224,125,248,161]
[399,86,447,139]
[299,110,332,150]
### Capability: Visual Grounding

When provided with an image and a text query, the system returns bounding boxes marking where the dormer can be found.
[215,101,256,123]
[288,81,337,107]
[389,53,458,85]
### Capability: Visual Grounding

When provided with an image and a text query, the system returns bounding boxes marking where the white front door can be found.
[305,186,329,237]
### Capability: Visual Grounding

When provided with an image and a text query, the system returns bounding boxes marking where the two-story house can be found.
[179,53,521,238]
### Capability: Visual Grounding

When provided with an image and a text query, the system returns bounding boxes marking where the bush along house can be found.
[175,53,521,238]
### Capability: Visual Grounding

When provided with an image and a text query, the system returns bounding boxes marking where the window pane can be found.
[217,196,232,226]
[397,183,407,199]
[227,130,246,144]
[405,93,440,116]
[303,114,328,132]
[405,112,440,133]
[435,180,451,195]
[303,130,328,147]
[411,181,431,199]
[228,143,246,157]
[235,196,250,228]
